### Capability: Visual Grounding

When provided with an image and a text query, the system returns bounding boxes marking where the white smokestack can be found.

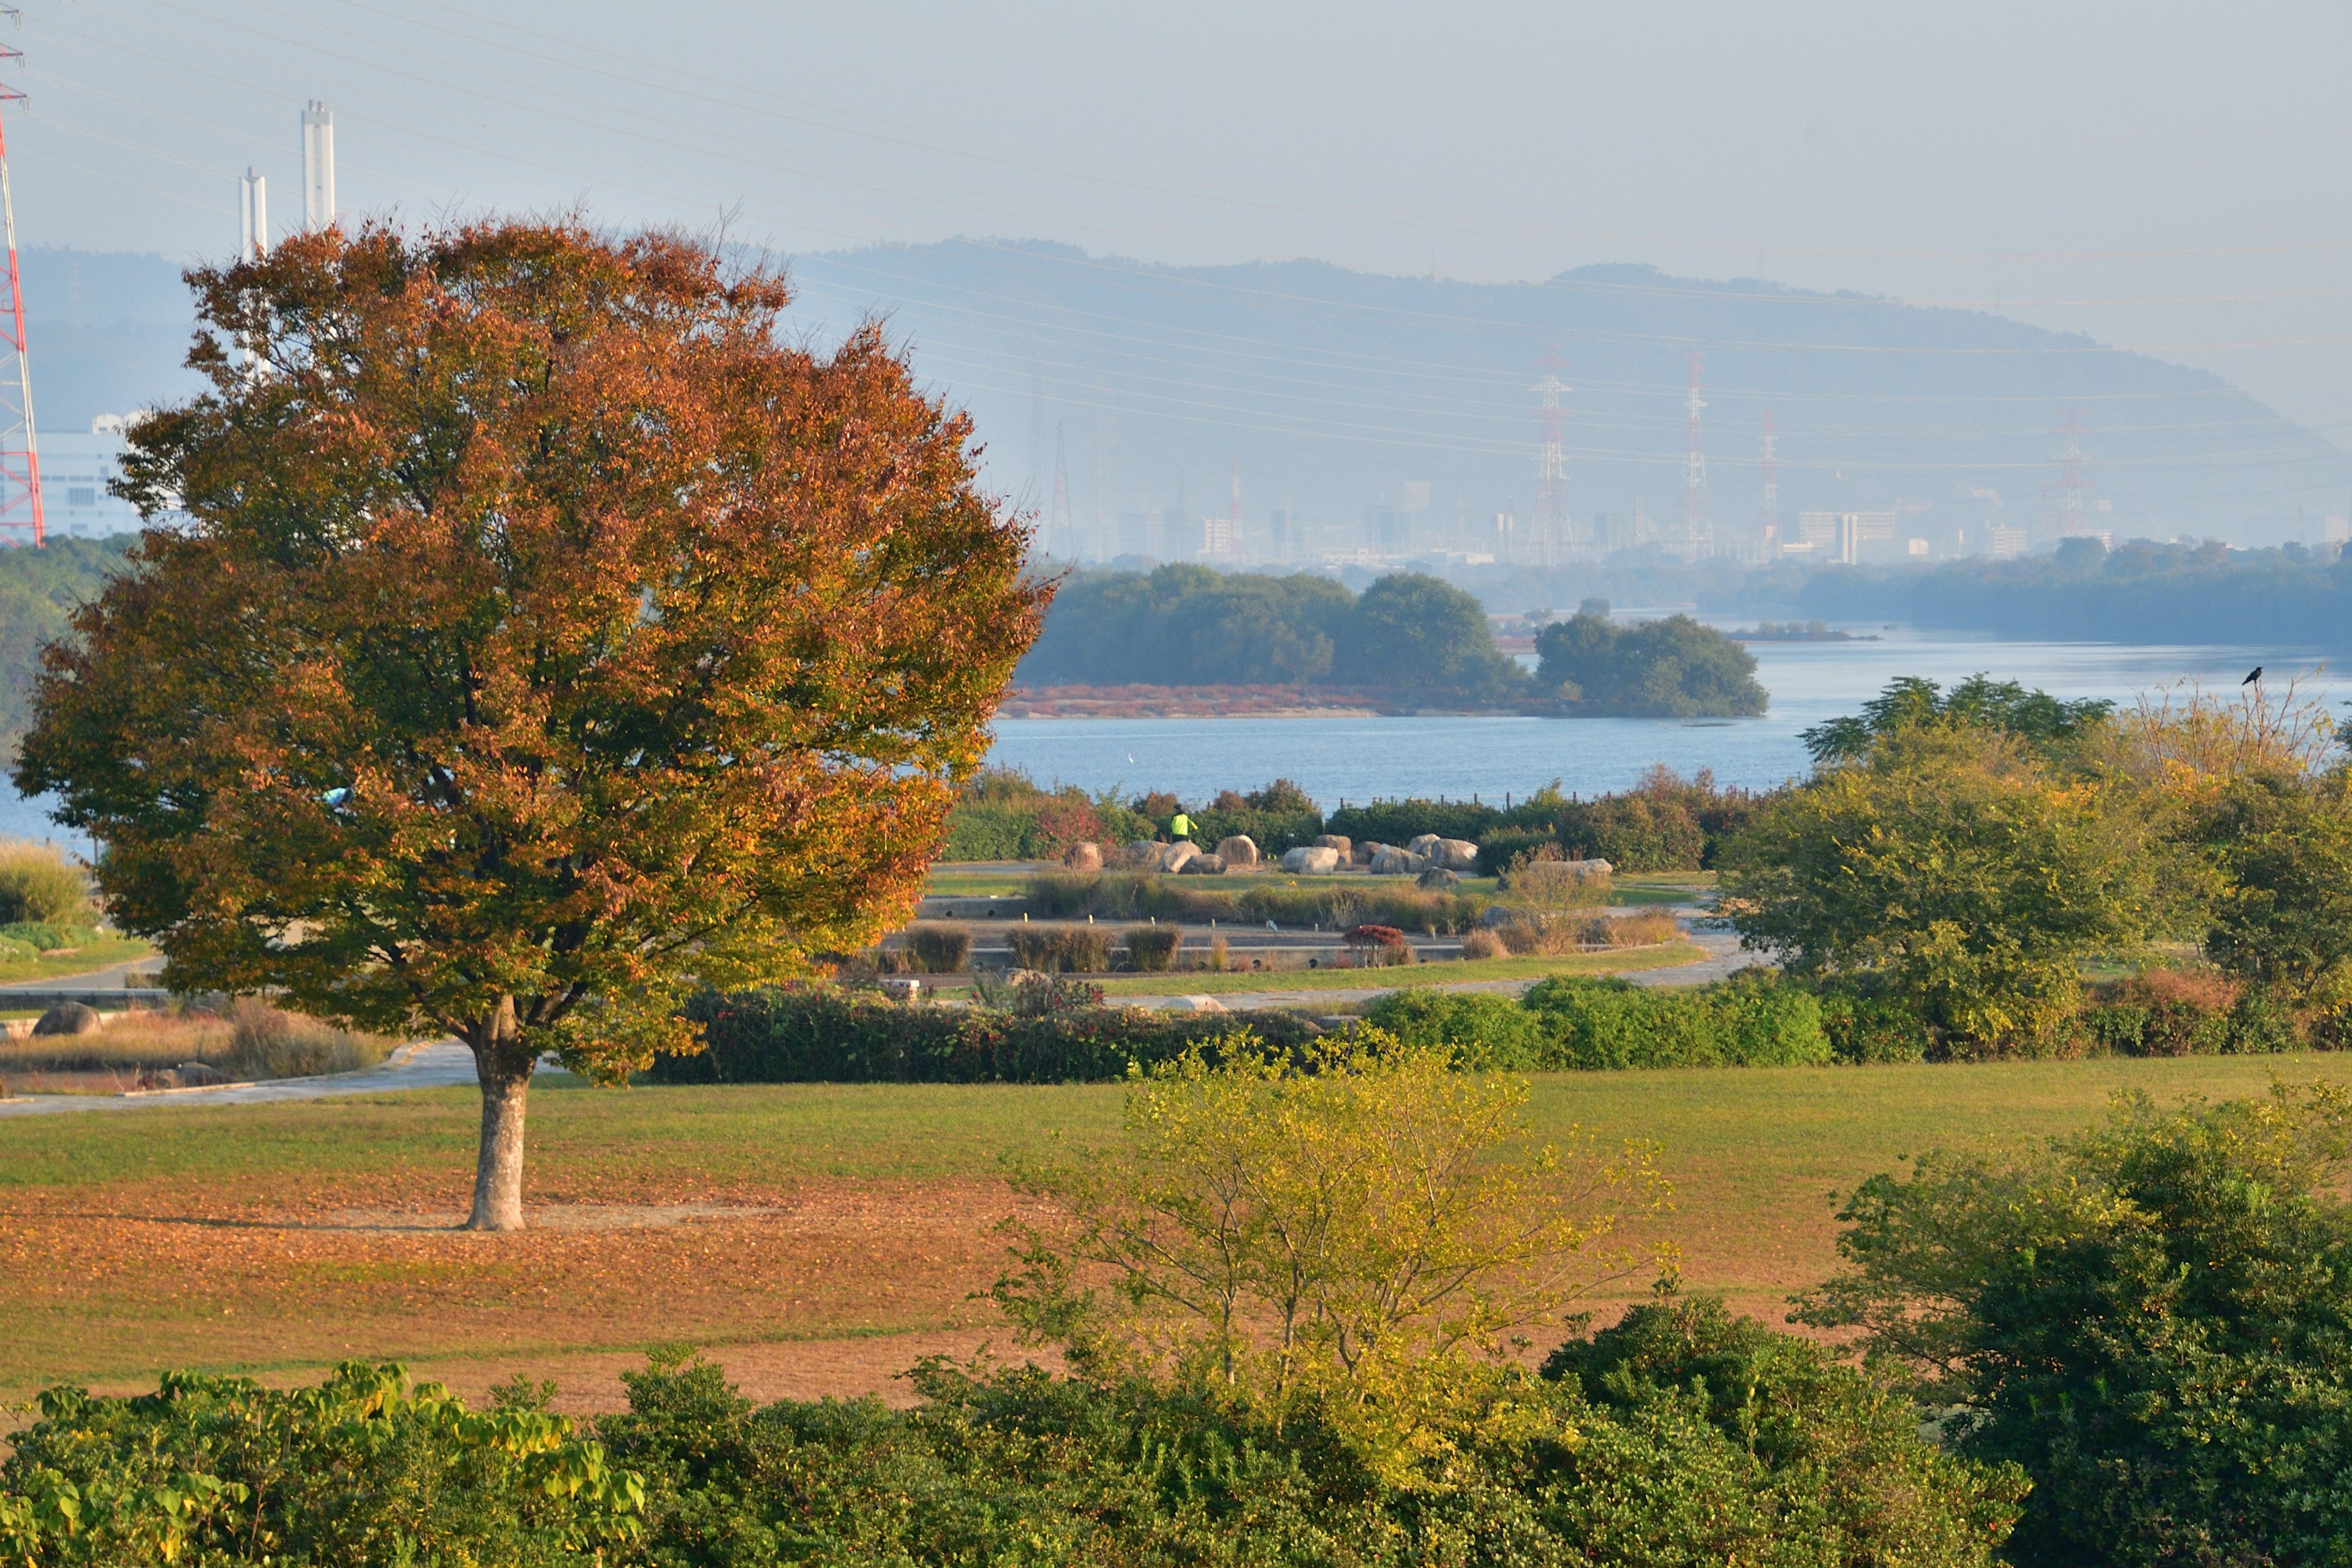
[239,168,268,258]
[301,102,334,232]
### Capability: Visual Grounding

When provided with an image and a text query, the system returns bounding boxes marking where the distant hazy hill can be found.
[781,241,2350,546]
[13,241,2344,546]
[20,248,205,432]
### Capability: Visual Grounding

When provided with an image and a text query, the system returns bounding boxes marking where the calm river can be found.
[2,628,2342,851]
[986,628,2348,808]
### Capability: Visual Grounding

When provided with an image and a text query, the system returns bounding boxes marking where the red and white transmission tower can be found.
[0,21,41,548]
[2049,409,2091,539]
[1681,353,1711,560]
[1757,408,1779,559]
[1531,346,1569,566]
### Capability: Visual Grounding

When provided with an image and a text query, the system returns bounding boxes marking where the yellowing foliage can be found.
[993,1030,1672,1485]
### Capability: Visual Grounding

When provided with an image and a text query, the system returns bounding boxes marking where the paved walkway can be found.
[0,1041,478,1119]
[0,953,167,995]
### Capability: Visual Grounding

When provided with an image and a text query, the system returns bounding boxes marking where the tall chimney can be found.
[301,102,334,232]
[239,168,267,258]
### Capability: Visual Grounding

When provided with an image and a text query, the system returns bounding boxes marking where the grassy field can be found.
[5,1051,2345,1413]
[0,935,153,986]
[1084,941,1706,996]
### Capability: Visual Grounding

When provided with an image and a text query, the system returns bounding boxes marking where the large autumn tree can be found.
[13,221,1047,1229]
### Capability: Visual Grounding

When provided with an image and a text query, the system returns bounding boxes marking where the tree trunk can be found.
[464,997,535,1232]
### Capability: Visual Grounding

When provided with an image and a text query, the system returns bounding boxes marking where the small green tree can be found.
[1535,606,1767,717]
[1719,726,2157,1049]
[1335,573,1519,700]
[993,1030,1672,1482]
[1796,1085,2352,1567]
[1800,673,2112,765]
[2198,769,2352,1005]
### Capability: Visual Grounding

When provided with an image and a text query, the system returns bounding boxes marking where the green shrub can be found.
[1814,987,1932,1063]
[2,1335,2020,1567]
[1005,924,1114,973]
[1521,974,1831,1069]
[1797,1087,2352,1566]
[1563,790,1707,872]
[1474,825,1558,877]
[902,923,971,973]
[655,986,1317,1084]
[1541,1296,2026,1559]
[0,840,90,925]
[0,919,94,952]
[0,1363,641,1566]
[941,804,1040,862]
[1363,990,1545,1068]
[1124,925,1182,972]
[1193,780,1326,857]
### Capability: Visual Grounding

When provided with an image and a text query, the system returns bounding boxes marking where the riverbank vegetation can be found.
[1019,566,1763,714]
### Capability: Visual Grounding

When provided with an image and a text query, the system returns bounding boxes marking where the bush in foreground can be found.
[0,1363,641,1566]
[1796,1084,2352,1566]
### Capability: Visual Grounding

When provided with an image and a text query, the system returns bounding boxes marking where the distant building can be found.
[1988,524,2030,560]
[2325,515,2349,546]
[1797,510,1898,566]
[41,418,145,538]
[1199,514,1236,560]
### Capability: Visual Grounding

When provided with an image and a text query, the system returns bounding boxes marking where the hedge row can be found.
[652,987,1320,1085]
[1366,978,1836,1070]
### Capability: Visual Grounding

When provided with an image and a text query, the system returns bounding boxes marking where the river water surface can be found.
[986,629,2346,807]
[4,628,2342,851]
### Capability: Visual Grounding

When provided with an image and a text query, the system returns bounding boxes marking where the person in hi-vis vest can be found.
[1170,810,1193,840]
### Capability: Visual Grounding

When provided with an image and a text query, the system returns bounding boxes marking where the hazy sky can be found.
[10,0,2352,441]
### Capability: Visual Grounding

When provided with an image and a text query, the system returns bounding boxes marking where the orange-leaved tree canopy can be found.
[13,220,1049,1229]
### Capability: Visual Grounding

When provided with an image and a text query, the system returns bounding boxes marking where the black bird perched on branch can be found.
[2244,666,2264,685]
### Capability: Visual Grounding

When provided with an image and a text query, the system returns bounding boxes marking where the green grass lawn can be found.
[0,935,155,986]
[7,1049,2345,1406]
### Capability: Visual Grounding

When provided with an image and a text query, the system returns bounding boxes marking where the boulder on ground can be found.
[1313,834,1351,858]
[1369,846,1429,876]
[1406,833,1444,859]
[1214,834,1260,869]
[1438,838,1480,870]
[174,1060,227,1086]
[1125,839,1161,867]
[1281,845,1343,875]
[32,1001,101,1037]
[1062,841,1103,873]
[1352,842,1381,865]
[1170,994,1228,1014]
[1159,840,1201,873]
[1417,866,1461,890]
[1178,853,1226,875]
